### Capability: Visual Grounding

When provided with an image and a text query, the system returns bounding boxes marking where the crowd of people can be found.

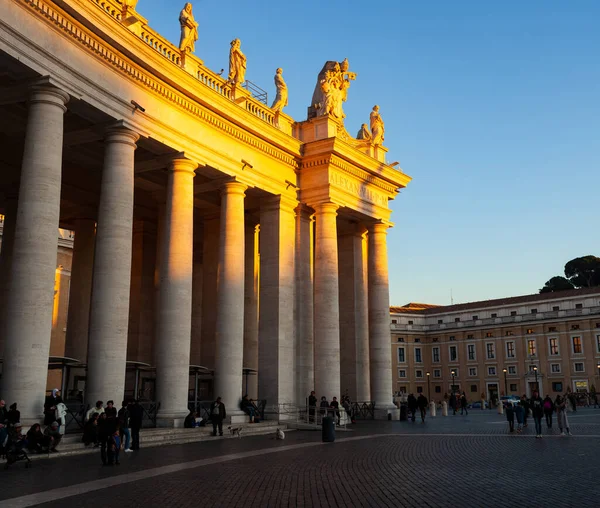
[306,392,355,425]
[505,391,572,437]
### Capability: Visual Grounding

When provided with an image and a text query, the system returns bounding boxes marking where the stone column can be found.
[258,197,296,408]
[214,181,247,415]
[86,126,139,407]
[243,222,259,399]
[200,216,220,369]
[2,85,69,420]
[0,198,18,362]
[155,158,196,426]
[354,227,371,401]
[64,219,96,362]
[294,205,314,405]
[190,237,203,367]
[368,222,396,416]
[313,202,341,401]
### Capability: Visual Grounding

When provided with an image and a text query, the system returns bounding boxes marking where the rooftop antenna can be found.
[451,288,454,305]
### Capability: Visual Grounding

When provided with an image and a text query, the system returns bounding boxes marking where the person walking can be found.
[555,395,572,436]
[118,401,132,453]
[417,393,428,423]
[129,400,144,450]
[407,393,418,422]
[530,390,544,438]
[520,395,529,428]
[506,403,515,433]
[543,395,554,429]
[210,397,226,437]
[308,391,317,422]
[97,412,110,465]
[460,392,468,416]
[515,401,524,432]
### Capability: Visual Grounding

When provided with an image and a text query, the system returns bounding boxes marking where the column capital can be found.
[168,157,197,174]
[105,125,140,147]
[368,221,390,235]
[312,201,339,215]
[295,203,314,222]
[221,180,247,196]
[29,85,69,112]
[260,195,296,214]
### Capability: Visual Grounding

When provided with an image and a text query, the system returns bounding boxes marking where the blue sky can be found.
[138,0,600,306]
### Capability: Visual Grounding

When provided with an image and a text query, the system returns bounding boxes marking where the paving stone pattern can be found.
[2,409,599,508]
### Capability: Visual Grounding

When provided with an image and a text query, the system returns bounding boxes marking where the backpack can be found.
[544,401,552,410]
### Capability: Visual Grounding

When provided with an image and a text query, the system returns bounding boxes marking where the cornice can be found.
[19,0,300,170]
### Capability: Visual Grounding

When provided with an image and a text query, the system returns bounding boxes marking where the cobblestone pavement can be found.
[2,408,599,508]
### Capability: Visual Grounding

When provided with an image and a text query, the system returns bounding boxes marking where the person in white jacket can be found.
[555,395,572,436]
[86,401,105,421]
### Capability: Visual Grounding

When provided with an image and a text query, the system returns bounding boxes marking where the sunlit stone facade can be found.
[0,0,410,425]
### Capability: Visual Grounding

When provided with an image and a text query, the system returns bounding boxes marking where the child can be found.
[505,402,515,433]
[108,424,122,465]
[515,401,524,432]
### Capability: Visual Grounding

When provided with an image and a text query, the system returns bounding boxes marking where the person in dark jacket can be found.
[184,410,198,428]
[7,403,20,425]
[240,395,256,423]
[97,412,110,465]
[26,424,51,453]
[81,413,99,447]
[43,421,62,452]
[129,400,144,450]
[520,395,530,428]
[0,400,8,425]
[417,394,428,423]
[308,391,317,422]
[330,397,341,425]
[530,391,544,438]
[43,389,63,426]
[505,403,515,433]
[105,400,118,433]
[210,397,226,437]
[118,401,131,452]
[319,396,330,418]
[460,393,468,416]
[407,394,418,422]
[449,393,456,415]
[543,395,555,429]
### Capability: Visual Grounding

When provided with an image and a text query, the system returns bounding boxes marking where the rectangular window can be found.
[397,337,405,342]
[416,386,423,393]
[486,332,494,338]
[398,370,406,378]
[437,320,443,324]
[415,370,423,378]
[508,366,516,375]
[415,348,422,363]
[432,337,439,342]
[486,343,495,359]
[449,346,457,362]
[397,347,405,363]
[572,336,582,354]
[467,344,476,361]
[449,336,456,341]
[435,386,441,393]
[552,306,559,312]
[511,311,517,316]
[552,382,563,392]
[574,362,584,372]
[450,369,459,378]
[391,319,397,324]
[414,338,421,343]
[432,347,440,363]
[467,334,474,339]
[571,324,580,330]
[548,326,557,332]
[488,366,496,376]
[505,331,514,336]
[491,313,497,318]
[506,341,515,358]
[470,384,478,392]
[531,309,537,314]
[549,338,559,356]
[509,383,517,392]
[469,367,477,376]
[527,339,536,356]
[576,303,583,309]
[526,328,534,335]
[455,318,460,322]
[408,320,414,325]
[472,315,478,321]
[551,364,561,373]
[433,369,441,378]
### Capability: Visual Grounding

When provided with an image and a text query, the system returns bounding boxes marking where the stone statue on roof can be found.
[356,123,371,140]
[370,105,385,145]
[271,68,288,113]
[308,58,356,120]
[228,38,247,85]
[179,3,199,53]
[121,0,138,11]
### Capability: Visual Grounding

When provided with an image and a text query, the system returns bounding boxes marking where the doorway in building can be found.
[487,383,498,405]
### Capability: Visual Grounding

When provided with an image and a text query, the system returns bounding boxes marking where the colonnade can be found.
[0,84,396,424]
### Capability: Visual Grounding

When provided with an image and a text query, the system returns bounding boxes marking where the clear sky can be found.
[138,0,600,306]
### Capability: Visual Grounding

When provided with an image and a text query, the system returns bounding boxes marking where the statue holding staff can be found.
[370,105,385,145]
[179,3,199,53]
[228,38,247,85]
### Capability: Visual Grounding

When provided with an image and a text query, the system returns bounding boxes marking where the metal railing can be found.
[242,80,268,105]
[188,399,267,422]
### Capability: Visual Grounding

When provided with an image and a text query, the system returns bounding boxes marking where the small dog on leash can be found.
[228,426,243,438]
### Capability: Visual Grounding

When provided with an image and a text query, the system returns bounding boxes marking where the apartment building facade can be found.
[390,288,600,402]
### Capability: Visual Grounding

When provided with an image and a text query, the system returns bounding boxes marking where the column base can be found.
[156,409,188,428]
[374,408,400,421]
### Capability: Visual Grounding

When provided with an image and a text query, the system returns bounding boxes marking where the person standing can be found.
[118,401,132,453]
[407,393,418,422]
[129,400,144,450]
[97,412,110,465]
[520,395,529,428]
[43,389,63,426]
[105,400,118,434]
[530,391,544,438]
[555,395,572,436]
[515,402,524,432]
[330,397,341,425]
[0,400,8,425]
[7,403,20,425]
[210,397,226,437]
[543,395,554,429]
[506,403,515,433]
[417,393,428,423]
[449,392,456,415]
[107,425,122,466]
[308,391,317,422]
[460,392,468,416]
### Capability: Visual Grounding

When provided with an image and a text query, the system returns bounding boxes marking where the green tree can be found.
[564,255,600,288]
[539,276,575,294]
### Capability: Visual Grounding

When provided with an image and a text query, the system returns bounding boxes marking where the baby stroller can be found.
[3,434,32,469]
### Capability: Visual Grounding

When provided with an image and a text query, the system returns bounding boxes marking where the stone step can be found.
[13,423,287,460]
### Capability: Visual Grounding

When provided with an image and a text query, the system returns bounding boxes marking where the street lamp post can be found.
[503,368,508,395]
[451,370,456,415]
[533,366,539,393]
[427,372,431,401]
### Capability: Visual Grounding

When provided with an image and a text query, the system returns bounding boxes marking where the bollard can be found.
[441,401,448,416]
[429,401,436,417]
[497,402,504,415]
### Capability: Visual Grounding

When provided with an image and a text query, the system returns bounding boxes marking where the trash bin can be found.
[400,404,407,421]
[322,416,335,442]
